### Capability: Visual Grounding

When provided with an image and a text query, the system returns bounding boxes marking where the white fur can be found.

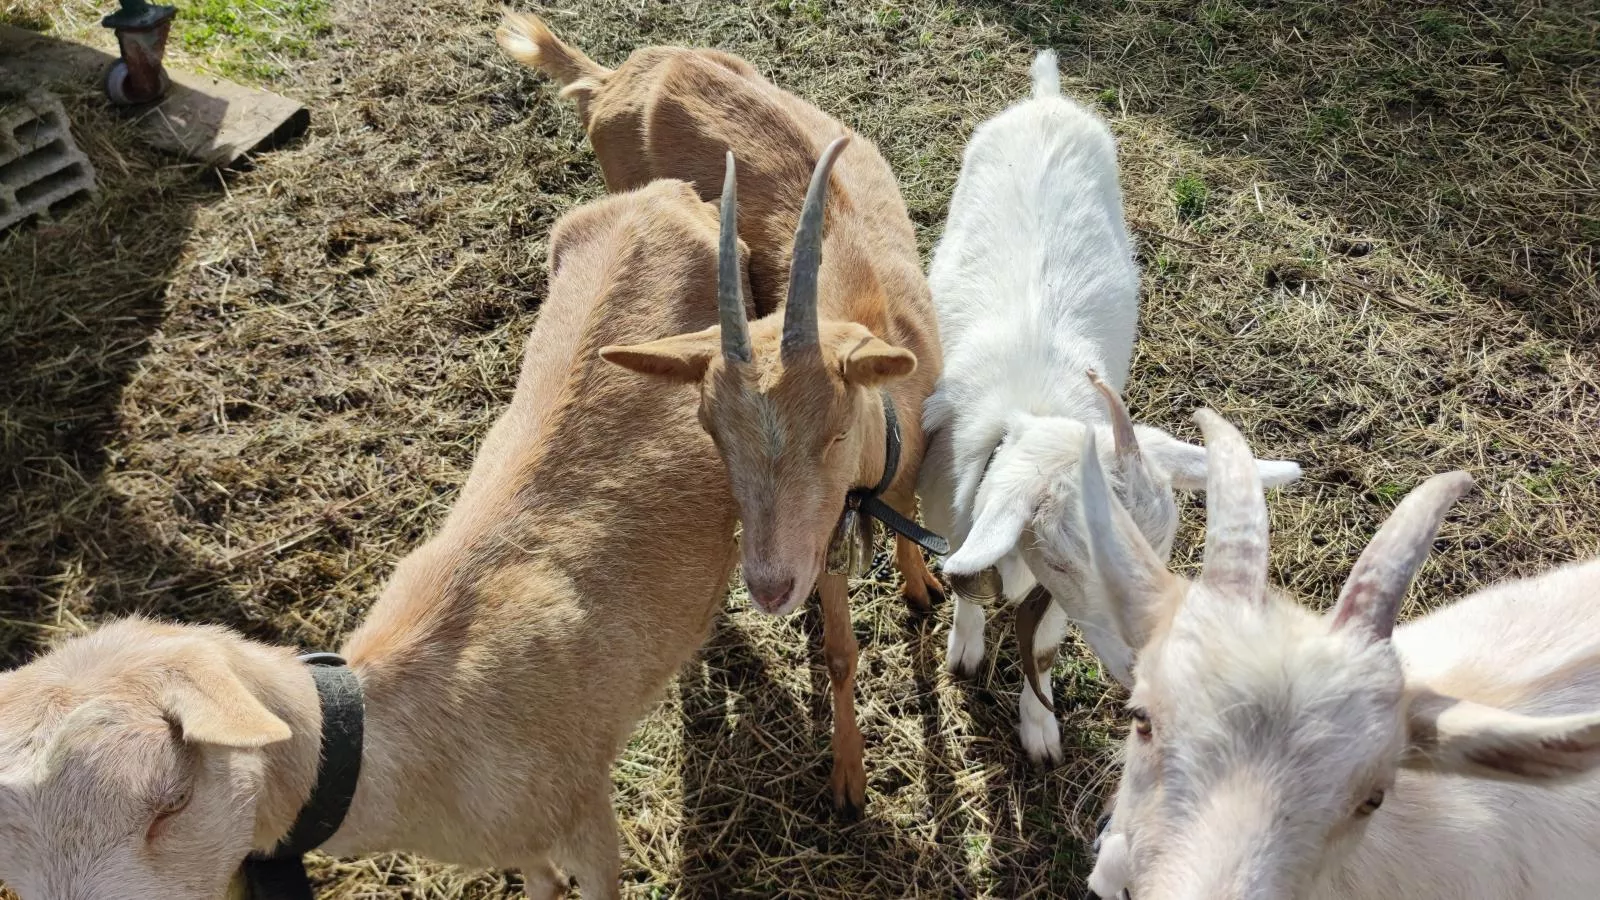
[1019,599,1069,765]
[1087,444,1600,900]
[1098,562,1600,900]
[919,50,1299,761]
[946,594,988,675]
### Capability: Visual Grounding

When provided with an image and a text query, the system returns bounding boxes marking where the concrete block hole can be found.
[0,87,97,232]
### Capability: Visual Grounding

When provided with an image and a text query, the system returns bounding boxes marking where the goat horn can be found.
[1331,471,1472,640]
[1088,370,1140,462]
[1194,409,1269,603]
[718,152,751,363]
[781,135,850,358]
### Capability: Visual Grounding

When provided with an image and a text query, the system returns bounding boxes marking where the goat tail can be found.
[497,9,612,99]
[1030,49,1061,98]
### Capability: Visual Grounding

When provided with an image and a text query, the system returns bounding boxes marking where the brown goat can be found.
[498,11,946,818]
[0,179,746,900]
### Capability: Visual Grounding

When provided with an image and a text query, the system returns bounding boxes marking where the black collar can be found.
[847,395,950,555]
[239,653,365,900]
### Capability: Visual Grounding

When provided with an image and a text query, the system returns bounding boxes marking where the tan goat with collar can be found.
[0,178,747,900]
[499,12,945,818]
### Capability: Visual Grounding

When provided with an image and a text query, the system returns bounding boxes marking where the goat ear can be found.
[944,484,1034,576]
[840,337,917,386]
[600,330,719,383]
[163,651,291,749]
[1133,425,1302,492]
[1402,688,1600,780]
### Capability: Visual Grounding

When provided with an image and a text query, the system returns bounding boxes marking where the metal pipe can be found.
[101,0,178,106]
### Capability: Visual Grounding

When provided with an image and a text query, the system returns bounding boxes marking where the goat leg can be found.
[553,785,622,900]
[820,572,867,819]
[885,488,944,613]
[518,858,567,900]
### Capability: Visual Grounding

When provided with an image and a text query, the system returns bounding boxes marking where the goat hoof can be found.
[926,582,947,608]
[833,792,865,822]
[831,769,867,822]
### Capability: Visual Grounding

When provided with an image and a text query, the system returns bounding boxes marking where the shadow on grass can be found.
[965,0,1598,343]
[673,589,981,898]
[0,42,249,665]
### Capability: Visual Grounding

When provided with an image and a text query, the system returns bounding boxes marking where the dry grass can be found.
[3,0,1598,896]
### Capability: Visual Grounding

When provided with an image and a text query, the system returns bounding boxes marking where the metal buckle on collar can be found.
[948,567,1003,606]
[826,505,874,576]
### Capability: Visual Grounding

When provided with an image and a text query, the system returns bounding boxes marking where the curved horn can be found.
[718,152,751,363]
[1193,409,1269,602]
[781,135,850,358]
[1332,471,1473,640]
[1088,370,1140,463]
[1079,430,1179,655]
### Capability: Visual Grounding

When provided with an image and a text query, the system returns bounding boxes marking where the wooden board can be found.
[0,25,308,169]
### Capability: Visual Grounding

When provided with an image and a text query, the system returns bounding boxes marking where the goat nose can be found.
[747,574,796,613]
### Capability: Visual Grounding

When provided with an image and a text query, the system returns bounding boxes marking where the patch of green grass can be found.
[1097,87,1119,108]
[175,0,330,80]
[1172,173,1209,221]
[1225,63,1259,91]
[1307,104,1354,140]
[1197,0,1241,30]
[874,3,903,28]
[1045,1,1084,30]
[1417,10,1463,42]
[0,6,52,31]
[964,831,993,872]
[1580,216,1600,245]
[1371,481,1408,503]
[795,0,827,24]
[1051,838,1090,884]
[1376,64,1429,95]
[1523,463,1573,500]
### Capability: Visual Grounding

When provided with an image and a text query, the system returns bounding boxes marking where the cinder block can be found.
[0,87,96,232]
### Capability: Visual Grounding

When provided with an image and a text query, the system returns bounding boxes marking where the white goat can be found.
[1085,411,1600,900]
[920,50,1300,763]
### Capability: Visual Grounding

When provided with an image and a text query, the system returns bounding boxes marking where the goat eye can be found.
[832,430,848,443]
[1130,707,1153,739]
[1357,789,1385,816]
[146,790,191,841]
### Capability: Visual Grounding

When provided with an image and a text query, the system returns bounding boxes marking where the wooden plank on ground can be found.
[0,24,308,168]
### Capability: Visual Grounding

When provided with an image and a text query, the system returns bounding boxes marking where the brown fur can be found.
[499,12,945,817]
[0,180,742,900]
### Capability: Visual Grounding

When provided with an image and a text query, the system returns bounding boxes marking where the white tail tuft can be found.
[1030,49,1061,98]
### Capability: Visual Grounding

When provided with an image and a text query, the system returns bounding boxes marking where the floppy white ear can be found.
[1404,689,1600,780]
[944,486,1033,575]
[1133,424,1302,491]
